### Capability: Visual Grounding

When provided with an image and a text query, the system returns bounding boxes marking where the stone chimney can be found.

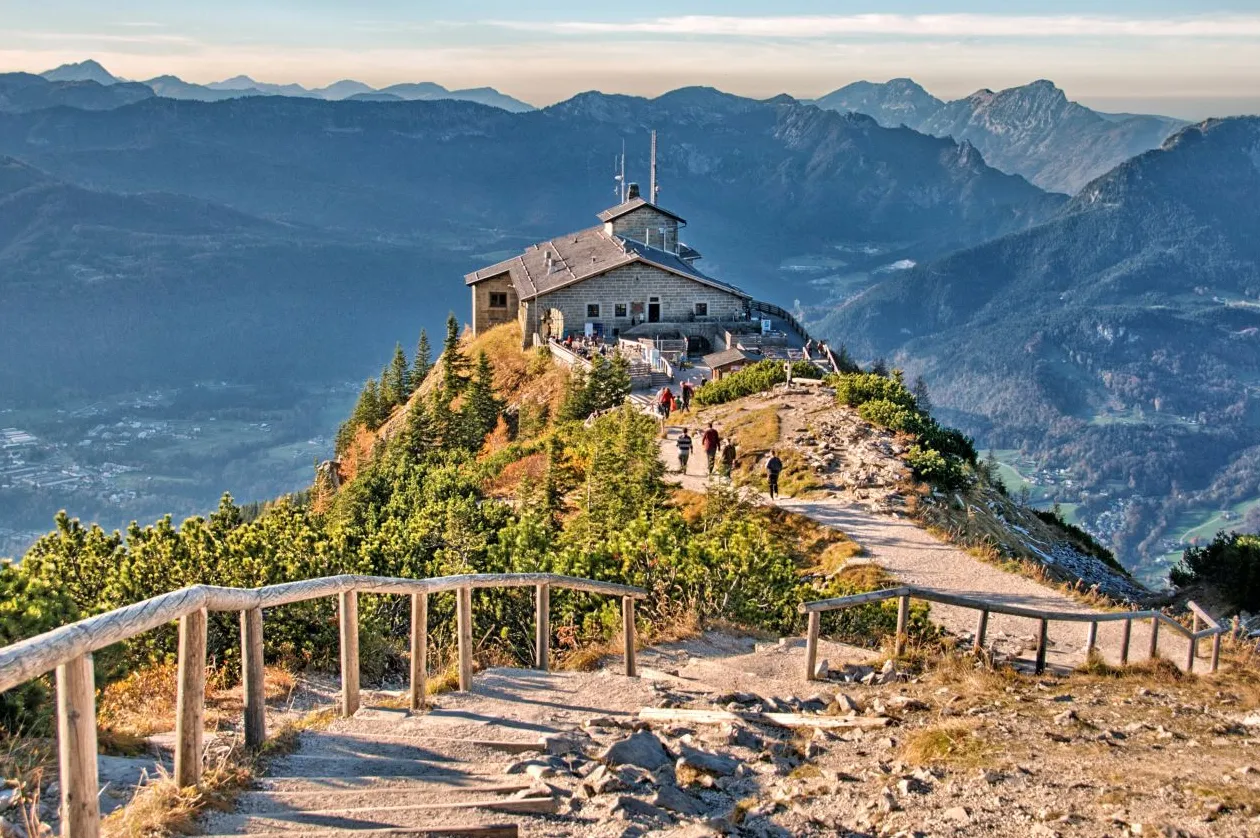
[626,182,640,200]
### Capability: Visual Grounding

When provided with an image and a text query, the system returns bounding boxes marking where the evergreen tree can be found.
[586,353,632,412]
[378,364,397,411]
[871,357,890,378]
[459,352,502,449]
[399,398,436,461]
[441,313,469,393]
[558,367,592,421]
[352,378,384,430]
[412,330,432,392]
[385,343,410,406]
[911,375,932,414]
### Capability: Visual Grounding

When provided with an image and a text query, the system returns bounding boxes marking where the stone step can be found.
[255,775,532,793]
[263,755,512,780]
[208,796,557,833]
[201,826,518,838]
[283,733,543,763]
[234,783,538,815]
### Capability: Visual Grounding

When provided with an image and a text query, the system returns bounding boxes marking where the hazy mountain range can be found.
[813,78,1188,194]
[32,59,535,112]
[815,116,1260,568]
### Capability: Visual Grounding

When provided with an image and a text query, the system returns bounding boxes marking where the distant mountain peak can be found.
[41,59,118,86]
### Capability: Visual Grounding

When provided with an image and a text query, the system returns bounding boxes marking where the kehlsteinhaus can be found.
[465,184,753,348]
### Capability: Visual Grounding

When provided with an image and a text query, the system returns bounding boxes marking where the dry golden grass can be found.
[97,663,301,750]
[901,720,991,767]
[482,451,548,499]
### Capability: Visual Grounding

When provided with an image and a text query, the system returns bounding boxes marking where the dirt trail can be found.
[657,426,1192,671]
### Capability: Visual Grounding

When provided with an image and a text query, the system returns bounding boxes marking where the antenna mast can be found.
[620,139,627,203]
[649,130,657,204]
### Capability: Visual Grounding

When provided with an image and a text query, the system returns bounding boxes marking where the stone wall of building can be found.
[608,206,680,252]
[530,263,746,340]
[470,273,518,335]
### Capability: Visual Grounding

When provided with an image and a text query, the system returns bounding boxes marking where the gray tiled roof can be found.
[703,347,758,368]
[464,226,750,301]
[596,196,687,224]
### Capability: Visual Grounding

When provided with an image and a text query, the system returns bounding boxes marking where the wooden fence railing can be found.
[800,585,1228,680]
[0,573,645,838]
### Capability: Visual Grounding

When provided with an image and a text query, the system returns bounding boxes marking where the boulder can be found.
[601,731,672,771]
[677,743,739,777]
[612,795,673,823]
[653,783,707,816]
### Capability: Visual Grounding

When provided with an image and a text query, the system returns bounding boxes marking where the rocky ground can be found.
[204,630,1260,838]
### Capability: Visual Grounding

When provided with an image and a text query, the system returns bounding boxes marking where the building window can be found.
[586,303,601,319]
[694,302,709,317]
[488,292,508,309]
[614,303,628,318]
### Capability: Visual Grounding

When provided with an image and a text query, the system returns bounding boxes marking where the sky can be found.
[2,1,1259,119]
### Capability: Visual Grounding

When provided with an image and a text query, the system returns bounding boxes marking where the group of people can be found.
[673,422,785,498]
[562,333,612,360]
[656,379,698,419]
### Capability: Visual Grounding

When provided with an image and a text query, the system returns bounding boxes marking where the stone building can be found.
[465,185,751,347]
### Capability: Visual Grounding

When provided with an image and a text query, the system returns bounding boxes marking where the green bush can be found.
[833,371,918,411]
[1170,532,1260,611]
[905,445,970,491]
[858,398,928,436]
[694,360,785,406]
[0,560,79,733]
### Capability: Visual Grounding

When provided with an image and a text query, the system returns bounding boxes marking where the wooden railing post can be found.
[174,608,207,788]
[339,590,360,716]
[622,596,637,677]
[805,611,820,681]
[410,593,427,712]
[1148,616,1160,661]
[1085,621,1098,658]
[535,583,550,672]
[240,607,266,749]
[1211,631,1222,673]
[1120,618,1132,666]
[894,595,909,657]
[973,609,989,654]
[457,585,473,691]
[1034,618,1049,674]
[56,653,100,838]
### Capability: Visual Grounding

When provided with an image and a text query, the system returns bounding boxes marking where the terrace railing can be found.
[799,585,1228,679]
[0,573,645,838]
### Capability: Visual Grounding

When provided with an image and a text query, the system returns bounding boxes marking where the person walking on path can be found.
[680,380,694,412]
[720,438,737,479]
[657,386,674,420]
[765,449,783,499]
[701,422,720,475]
[675,428,693,474]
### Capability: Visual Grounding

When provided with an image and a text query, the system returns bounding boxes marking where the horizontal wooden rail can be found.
[0,572,644,838]
[800,585,1228,679]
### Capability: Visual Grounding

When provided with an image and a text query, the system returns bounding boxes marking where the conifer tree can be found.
[412,330,432,392]
[385,343,410,407]
[441,313,469,393]
[378,364,397,411]
[352,378,384,430]
[460,352,502,449]
[587,353,632,412]
[400,398,436,461]
[558,367,592,421]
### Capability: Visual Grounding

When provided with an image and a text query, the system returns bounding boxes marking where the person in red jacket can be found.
[701,422,720,475]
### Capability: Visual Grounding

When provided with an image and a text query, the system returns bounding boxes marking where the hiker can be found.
[680,380,694,412]
[658,386,675,419]
[784,360,793,386]
[701,422,720,474]
[721,438,737,478]
[676,428,693,474]
[766,449,783,499]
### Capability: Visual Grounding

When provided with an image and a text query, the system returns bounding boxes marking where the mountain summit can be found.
[40,59,119,86]
[814,78,1186,194]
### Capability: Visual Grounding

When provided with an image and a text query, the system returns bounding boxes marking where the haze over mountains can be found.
[31,59,535,113]
[813,78,1187,194]
[2,57,1258,574]
[818,115,1260,574]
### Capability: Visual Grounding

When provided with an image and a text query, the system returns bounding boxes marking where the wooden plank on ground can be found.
[638,707,892,729]
[311,732,545,753]
[200,827,518,838]
[268,796,557,818]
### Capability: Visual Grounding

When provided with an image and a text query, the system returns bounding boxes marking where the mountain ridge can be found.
[813,77,1188,194]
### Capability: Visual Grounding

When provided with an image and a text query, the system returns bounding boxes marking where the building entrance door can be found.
[648,296,661,323]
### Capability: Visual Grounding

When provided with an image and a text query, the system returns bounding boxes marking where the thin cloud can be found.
[488,13,1260,39]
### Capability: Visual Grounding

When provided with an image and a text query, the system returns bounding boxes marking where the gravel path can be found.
[657,428,1196,671]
